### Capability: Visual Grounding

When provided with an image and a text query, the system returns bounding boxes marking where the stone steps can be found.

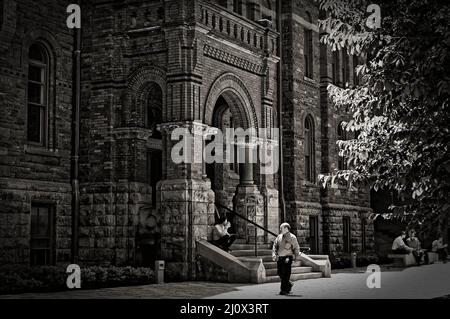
[265,266,313,277]
[238,255,274,262]
[224,241,325,284]
[231,249,272,257]
[264,272,323,283]
[230,244,272,250]
[264,261,278,269]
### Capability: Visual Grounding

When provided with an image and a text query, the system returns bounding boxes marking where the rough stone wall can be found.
[0,0,74,265]
[281,0,323,249]
[281,0,374,255]
[322,206,375,256]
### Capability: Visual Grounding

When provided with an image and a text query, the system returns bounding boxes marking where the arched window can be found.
[304,115,315,182]
[145,83,163,139]
[337,122,348,170]
[27,43,50,146]
[304,12,314,78]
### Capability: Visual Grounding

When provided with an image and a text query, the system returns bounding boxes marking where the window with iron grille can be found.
[343,216,351,253]
[30,203,56,266]
[361,218,367,254]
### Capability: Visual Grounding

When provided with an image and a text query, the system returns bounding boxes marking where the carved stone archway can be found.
[126,65,167,126]
[204,72,259,132]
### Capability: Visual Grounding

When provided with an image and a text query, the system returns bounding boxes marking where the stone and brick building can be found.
[0,0,375,280]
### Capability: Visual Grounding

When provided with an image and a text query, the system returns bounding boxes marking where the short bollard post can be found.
[155,260,165,284]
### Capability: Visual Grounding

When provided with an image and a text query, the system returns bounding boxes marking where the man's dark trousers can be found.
[277,256,293,293]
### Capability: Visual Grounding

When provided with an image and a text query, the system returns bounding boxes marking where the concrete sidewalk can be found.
[208,262,450,299]
[1,263,449,299]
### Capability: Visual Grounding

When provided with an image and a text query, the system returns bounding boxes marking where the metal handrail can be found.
[215,203,312,257]
[216,203,277,257]
[216,203,277,237]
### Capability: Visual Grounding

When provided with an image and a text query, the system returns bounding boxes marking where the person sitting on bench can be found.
[392,231,414,254]
[432,236,448,263]
[406,230,425,265]
[212,217,236,252]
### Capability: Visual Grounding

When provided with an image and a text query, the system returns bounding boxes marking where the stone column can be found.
[233,141,264,244]
[259,136,279,242]
[157,121,215,281]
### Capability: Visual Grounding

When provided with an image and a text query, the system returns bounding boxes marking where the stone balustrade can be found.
[198,1,278,56]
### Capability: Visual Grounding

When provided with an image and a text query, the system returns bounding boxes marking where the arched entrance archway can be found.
[205,85,263,243]
[130,79,164,267]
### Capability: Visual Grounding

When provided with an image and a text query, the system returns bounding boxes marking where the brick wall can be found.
[0,0,74,265]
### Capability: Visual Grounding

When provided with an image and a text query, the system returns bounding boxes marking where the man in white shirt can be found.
[392,231,414,254]
[272,223,300,295]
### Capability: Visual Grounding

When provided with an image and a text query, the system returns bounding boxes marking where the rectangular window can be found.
[353,55,360,86]
[217,0,228,8]
[343,216,351,253]
[332,50,340,85]
[361,218,367,254]
[304,29,313,78]
[309,216,319,254]
[30,204,55,266]
[342,51,350,87]
[147,150,162,208]
[233,0,243,15]
[338,156,348,171]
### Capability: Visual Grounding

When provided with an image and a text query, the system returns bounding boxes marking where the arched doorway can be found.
[144,82,163,209]
[136,81,163,267]
[206,95,242,220]
[205,90,263,243]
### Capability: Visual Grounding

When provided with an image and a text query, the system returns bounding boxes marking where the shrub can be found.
[330,256,352,269]
[0,264,154,295]
[356,255,380,267]
[330,254,381,269]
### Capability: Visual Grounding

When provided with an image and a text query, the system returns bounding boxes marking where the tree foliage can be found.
[318,0,450,228]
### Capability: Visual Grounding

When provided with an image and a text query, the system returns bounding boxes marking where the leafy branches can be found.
[318,0,450,226]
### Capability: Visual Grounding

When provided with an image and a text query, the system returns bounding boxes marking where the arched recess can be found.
[125,65,166,127]
[204,74,262,228]
[204,72,259,132]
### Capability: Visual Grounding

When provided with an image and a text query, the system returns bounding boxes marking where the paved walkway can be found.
[1,263,449,299]
[208,263,450,299]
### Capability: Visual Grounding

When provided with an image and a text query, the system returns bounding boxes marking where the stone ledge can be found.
[196,239,265,283]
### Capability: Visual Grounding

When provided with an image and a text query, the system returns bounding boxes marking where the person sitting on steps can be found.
[212,217,236,253]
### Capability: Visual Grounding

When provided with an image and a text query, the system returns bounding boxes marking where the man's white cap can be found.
[280,222,291,230]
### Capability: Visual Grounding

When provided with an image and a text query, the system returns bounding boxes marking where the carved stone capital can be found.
[113,127,154,141]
